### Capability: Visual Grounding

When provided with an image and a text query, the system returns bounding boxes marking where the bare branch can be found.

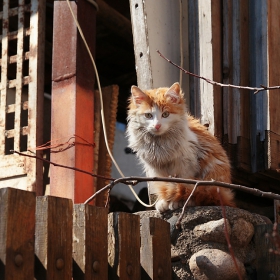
[157,50,280,94]
[12,150,280,207]
[176,182,200,229]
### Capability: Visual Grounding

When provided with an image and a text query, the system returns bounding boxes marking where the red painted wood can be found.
[50,0,96,204]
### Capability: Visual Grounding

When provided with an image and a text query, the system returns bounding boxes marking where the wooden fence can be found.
[0,187,171,280]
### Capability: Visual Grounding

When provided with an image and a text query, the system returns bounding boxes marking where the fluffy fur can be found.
[126,82,235,212]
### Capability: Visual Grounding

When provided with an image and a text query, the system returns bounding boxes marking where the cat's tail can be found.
[152,181,235,212]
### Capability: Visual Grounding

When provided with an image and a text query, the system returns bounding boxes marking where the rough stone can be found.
[231,218,254,247]
[193,218,231,243]
[189,248,246,280]
[135,206,270,280]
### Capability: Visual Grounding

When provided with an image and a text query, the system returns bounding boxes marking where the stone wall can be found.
[136,206,271,280]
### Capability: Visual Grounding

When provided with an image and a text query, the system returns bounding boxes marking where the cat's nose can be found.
[155,124,161,130]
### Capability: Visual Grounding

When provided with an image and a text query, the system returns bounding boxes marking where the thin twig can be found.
[84,182,113,204]
[218,188,243,280]
[176,182,200,229]
[157,50,280,94]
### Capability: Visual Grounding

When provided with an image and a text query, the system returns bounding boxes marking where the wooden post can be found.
[0,188,36,280]
[50,0,96,203]
[35,196,73,280]
[140,217,171,280]
[108,212,141,279]
[73,204,108,280]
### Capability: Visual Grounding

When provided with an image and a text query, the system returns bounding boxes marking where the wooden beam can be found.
[50,0,96,203]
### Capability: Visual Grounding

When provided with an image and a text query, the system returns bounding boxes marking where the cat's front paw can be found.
[155,199,184,213]
[155,199,169,213]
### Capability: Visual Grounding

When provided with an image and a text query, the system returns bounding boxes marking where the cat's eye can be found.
[144,113,153,119]
[162,111,170,118]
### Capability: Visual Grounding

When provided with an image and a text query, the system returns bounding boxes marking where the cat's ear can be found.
[131,86,148,105]
[165,82,181,104]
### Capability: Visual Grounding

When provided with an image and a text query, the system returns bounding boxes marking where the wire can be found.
[65,0,156,207]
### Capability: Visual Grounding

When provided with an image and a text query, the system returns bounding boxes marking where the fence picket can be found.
[73,204,108,280]
[140,217,172,279]
[108,212,141,279]
[0,189,174,279]
[34,196,73,280]
[0,187,36,280]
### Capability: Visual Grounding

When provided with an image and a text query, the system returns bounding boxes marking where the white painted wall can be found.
[110,122,147,201]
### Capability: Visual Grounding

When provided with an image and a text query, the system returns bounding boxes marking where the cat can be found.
[126,82,235,212]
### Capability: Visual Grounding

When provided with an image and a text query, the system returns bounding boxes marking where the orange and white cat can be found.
[126,82,235,212]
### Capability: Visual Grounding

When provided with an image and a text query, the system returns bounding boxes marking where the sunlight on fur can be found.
[127,82,235,212]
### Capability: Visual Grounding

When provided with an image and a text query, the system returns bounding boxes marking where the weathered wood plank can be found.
[188,0,200,118]
[140,217,171,280]
[35,196,73,280]
[108,212,140,279]
[129,0,153,89]
[255,224,280,279]
[266,0,280,172]
[249,0,268,173]
[211,0,223,141]
[0,188,36,280]
[238,0,251,172]
[94,85,119,207]
[73,204,108,280]
[197,0,215,135]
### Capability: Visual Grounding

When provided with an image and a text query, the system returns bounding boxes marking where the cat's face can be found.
[128,83,185,136]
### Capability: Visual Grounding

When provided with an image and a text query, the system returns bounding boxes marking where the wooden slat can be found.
[129,0,153,90]
[35,196,73,280]
[108,212,141,279]
[13,0,25,152]
[73,204,108,280]
[266,0,280,172]
[0,187,36,279]
[188,0,200,117]
[255,224,280,279]
[197,0,223,136]
[249,0,268,173]
[0,0,9,156]
[238,0,251,171]
[94,85,119,207]
[223,0,251,171]
[140,217,171,280]
[211,0,223,141]
[230,0,241,145]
